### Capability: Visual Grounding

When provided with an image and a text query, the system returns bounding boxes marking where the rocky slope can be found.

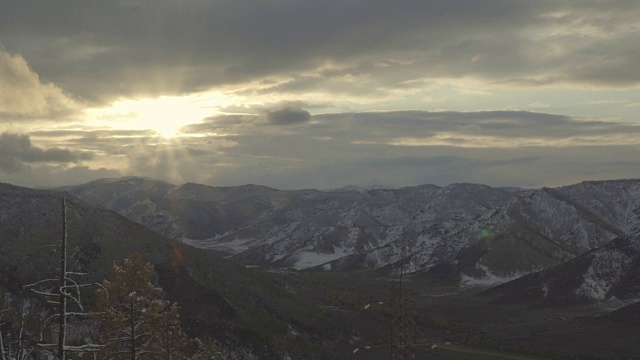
[56,178,640,295]
[486,235,640,304]
[479,180,640,303]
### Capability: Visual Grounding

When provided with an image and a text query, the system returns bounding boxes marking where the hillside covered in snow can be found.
[57,178,640,301]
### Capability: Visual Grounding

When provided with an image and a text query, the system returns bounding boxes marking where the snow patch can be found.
[181,236,253,253]
[460,264,523,287]
[575,246,633,300]
[291,250,348,270]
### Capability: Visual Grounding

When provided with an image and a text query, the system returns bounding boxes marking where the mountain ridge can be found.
[52,176,640,302]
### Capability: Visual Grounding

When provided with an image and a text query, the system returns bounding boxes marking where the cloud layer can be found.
[9,110,637,189]
[0,132,93,174]
[1,1,639,105]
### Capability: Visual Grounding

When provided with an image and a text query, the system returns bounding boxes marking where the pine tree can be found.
[95,253,188,359]
[155,303,190,360]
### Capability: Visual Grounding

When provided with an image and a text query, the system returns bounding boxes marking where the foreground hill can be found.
[0,182,346,359]
[57,178,640,291]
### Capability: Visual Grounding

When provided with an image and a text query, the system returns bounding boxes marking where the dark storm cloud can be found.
[0,132,93,173]
[265,106,311,125]
[2,1,639,104]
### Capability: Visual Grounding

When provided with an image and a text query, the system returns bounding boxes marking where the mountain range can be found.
[2,176,640,358]
[55,177,640,303]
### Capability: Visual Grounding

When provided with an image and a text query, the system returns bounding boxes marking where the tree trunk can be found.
[15,299,26,360]
[0,326,7,360]
[130,297,135,360]
[58,197,67,360]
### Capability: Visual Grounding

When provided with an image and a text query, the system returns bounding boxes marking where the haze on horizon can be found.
[1,0,640,190]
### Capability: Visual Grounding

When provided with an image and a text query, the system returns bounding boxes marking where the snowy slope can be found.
[487,236,640,303]
[57,178,640,291]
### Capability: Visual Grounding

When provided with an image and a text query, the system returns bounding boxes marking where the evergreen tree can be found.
[154,303,190,360]
[95,253,188,360]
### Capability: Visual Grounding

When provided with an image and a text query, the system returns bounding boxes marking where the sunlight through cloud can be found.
[86,92,235,138]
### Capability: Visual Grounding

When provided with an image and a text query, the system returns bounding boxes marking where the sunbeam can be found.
[86,92,234,138]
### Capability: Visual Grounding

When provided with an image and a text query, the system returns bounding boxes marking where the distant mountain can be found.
[55,178,279,239]
[56,178,512,269]
[56,177,640,297]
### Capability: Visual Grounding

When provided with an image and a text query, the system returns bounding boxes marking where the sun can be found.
[123,97,197,138]
[88,93,226,138]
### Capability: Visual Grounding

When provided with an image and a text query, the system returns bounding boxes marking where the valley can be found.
[265,268,640,359]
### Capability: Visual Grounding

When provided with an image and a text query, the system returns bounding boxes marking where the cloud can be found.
[0,133,92,173]
[179,115,259,135]
[0,47,78,119]
[28,129,156,138]
[1,1,639,106]
[167,109,640,189]
[181,110,640,149]
[25,127,234,185]
[3,109,640,190]
[0,164,121,188]
[265,106,311,125]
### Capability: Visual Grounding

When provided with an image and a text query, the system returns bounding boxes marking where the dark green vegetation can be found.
[95,252,192,359]
[264,269,640,359]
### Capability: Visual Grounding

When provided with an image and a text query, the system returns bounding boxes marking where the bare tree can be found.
[24,197,104,359]
[0,299,33,360]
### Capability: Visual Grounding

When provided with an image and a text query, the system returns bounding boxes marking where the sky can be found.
[1,0,640,190]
